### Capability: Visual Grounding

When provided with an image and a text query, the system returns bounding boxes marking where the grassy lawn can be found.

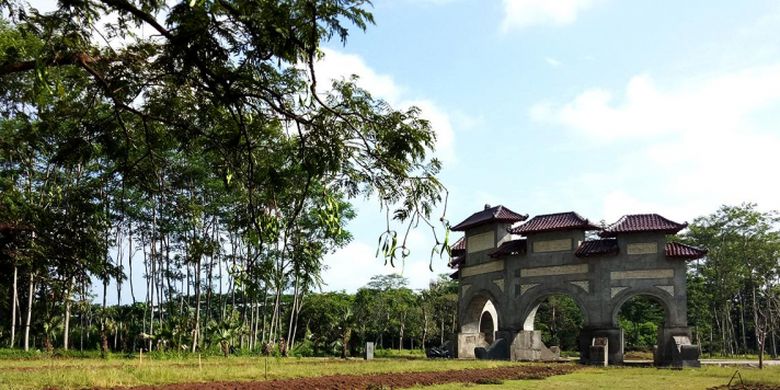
[1,352,779,390]
[0,354,519,389]
[422,366,780,390]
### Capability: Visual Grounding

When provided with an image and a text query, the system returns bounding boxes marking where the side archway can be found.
[610,287,675,329]
[611,287,677,363]
[457,290,501,358]
[461,292,500,334]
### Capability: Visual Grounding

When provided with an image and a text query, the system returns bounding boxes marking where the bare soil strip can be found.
[110,364,578,390]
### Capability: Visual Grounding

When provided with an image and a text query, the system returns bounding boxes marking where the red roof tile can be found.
[600,214,687,237]
[451,205,528,231]
[509,212,599,235]
[575,239,619,257]
[489,239,527,258]
[450,237,465,254]
[665,242,707,260]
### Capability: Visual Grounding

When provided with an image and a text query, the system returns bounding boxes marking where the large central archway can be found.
[525,294,585,355]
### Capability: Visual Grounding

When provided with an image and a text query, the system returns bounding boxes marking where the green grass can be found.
[0,355,520,389]
[374,348,427,359]
[1,352,779,390]
[420,366,780,390]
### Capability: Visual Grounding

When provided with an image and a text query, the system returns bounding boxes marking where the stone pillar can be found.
[654,326,700,367]
[364,342,374,360]
[579,327,623,365]
[508,330,560,361]
[457,332,486,358]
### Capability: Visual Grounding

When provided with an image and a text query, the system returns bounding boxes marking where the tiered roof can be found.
[451,205,527,231]
[665,242,707,260]
[575,239,619,258]
[489,239,527,258]
[450,237,465,254]
[600,214,687,237]
[509,211,599,235]
[448,237,465,269]
[574,240,707,260]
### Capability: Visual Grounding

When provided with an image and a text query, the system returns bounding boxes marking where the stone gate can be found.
[449,205,706,367]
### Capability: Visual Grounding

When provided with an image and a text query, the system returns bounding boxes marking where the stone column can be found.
[654,326,700,367]
[579,327,623,364]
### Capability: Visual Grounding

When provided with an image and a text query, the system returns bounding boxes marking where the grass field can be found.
[422,366,780,389]
[0,354,518,389]
[0,352,779,390]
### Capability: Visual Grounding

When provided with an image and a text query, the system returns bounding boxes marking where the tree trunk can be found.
[399,323,404,352]
[440,318,445,346]
[63,277,73,350]
[290,289,303,352]
[128,222,136,304]
[739,293,747,354]
[421,308,428,350]
[286,273,300,349]
[753,284,760,352]
[24,273,34,351]
[10,266,18,348]
[192,259,202,352]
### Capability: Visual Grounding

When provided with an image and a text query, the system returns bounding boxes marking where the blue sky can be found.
[316,0,780,292]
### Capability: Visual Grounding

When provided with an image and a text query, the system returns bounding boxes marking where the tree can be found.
[683,203,780,363]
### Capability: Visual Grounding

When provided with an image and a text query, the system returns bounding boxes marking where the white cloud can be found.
[501,0,598,30]
[321,241,397,292]
[601,191,660,223]
[321,231,451,293]
[531,66,780,140]
[315,48,457,163]
[532,64,780,219]
[545,57,562,67]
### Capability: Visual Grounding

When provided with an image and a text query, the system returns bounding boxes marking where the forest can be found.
[0,0,779,363]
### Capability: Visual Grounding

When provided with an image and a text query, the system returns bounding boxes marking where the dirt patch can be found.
[110,364,578,390]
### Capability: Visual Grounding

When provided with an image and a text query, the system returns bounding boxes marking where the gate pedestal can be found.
[579,327,623,365]
[655,326,701,367]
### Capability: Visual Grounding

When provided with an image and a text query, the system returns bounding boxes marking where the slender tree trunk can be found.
[101,271,108,357]
[752,284,761,353]
[422,308,428,350]
[10,266,18,348]
[129,222,136,304]
[440,318,445,346]
[738,293,748,354]
[261,286,269,344]
[290,289,304,352]
[286,273,300,347]
[192,259,202,352]
[80,283,85,352]
[771,294,778,358]
[147,237,155,351]
[24,273,34,351]
[157,233,164,329]
[63,277,73,350]
[269,283,282,343]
